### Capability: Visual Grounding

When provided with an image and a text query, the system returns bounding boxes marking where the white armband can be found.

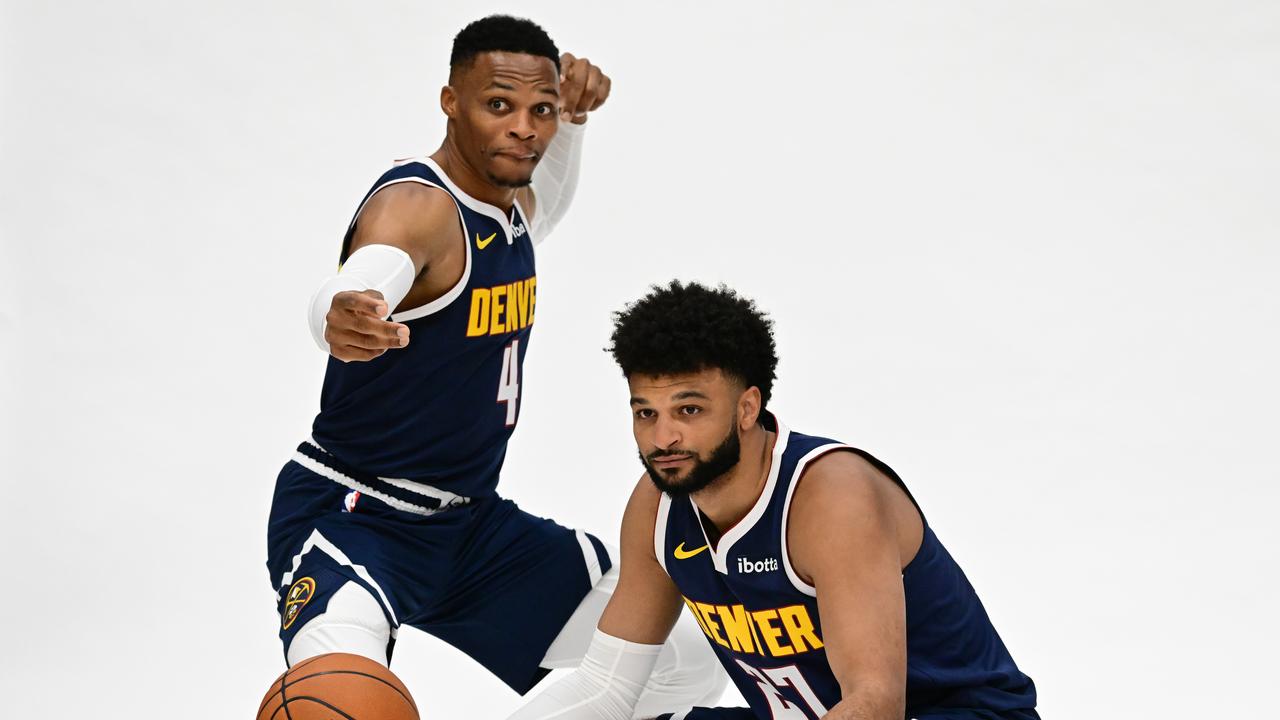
[307,244,416,352]
[504,630,662,720]
[529,121,586,243]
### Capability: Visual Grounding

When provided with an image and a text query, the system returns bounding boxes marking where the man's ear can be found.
[440,85,457,119]
[739,386,762,431]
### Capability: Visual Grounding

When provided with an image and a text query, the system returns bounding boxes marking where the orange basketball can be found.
[257,653,420,720]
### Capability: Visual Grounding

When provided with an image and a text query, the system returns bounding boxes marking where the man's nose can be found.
[507,112,536,141]
[653,415,682,450]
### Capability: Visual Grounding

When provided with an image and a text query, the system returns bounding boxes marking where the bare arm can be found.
[598,475,685,643]
[345,182,457,272]
[788,452,923,720]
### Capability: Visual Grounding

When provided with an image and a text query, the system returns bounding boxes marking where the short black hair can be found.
[450,15,560,74]
[608,281,779,408]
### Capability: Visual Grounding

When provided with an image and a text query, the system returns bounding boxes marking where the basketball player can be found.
[265,16,724,717]
[509,281,1039,720]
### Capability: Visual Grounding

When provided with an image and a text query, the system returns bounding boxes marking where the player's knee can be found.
[286,581,392,667]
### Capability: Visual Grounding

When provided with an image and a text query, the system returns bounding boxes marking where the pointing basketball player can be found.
[508,282,1040,720]
[265,16,724,718]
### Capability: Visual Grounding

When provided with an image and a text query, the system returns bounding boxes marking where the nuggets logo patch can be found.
[282,577,316,630]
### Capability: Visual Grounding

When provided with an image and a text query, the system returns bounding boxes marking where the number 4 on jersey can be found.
[497,339,521,426]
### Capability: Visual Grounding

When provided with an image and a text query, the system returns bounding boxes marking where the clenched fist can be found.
[559,52,611,124]
[325,289,410,362]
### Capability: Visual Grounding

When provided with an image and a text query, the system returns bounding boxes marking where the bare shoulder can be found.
[789,449,924,577]
[351,181,461,256]
[621,472,662,542]
[791,450,893,520]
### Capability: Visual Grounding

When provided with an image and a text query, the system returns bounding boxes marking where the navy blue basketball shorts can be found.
[265,458,613,694]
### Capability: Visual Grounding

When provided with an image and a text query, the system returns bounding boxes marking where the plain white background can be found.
[2,1,1278,717]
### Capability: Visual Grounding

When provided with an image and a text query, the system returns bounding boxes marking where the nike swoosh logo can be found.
[674,542,709,560]
[476,232,497,249]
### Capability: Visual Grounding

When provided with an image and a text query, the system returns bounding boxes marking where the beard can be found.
[486,170,533,188]
[640,422,742,498]
[485,151,538,188]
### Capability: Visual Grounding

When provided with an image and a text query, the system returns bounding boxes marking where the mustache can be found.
[646,449,694,461]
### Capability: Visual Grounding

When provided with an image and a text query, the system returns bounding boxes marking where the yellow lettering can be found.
[777,605,823,653]
[717,604,756,654]
[512,279,529,330]
[466,289,491,336]
[752,609,794,657]
[696,602,731,650]
[684,598,712,638]
[489,284,507,335]
[506,283,519,332]
[527,277,537,325]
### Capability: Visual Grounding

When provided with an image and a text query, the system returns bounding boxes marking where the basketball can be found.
[256,653,419,720]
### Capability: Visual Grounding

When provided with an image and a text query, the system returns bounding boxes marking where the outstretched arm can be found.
[506,477,685,720]
[307,183,460,360]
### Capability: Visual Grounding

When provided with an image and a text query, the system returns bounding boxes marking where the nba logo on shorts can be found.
[343,490,361,513]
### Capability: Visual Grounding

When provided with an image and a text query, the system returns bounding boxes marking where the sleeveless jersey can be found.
[309,157,537,499]
[656,414,1038,719]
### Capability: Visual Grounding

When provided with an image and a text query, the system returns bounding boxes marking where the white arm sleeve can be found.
[307,243,416,353]
[529,121,586,243]
[505,630,663,720]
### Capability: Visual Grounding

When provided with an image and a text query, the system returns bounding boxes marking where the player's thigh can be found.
[414,496,613,693]
[267,461,402,666]
[266,459,351,577]
[539,543,618,668]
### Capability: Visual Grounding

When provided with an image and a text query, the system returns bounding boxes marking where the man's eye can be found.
[680,406,702,415]
[489,99,508,111]
[535,104,553,116]
[635,409,655,419]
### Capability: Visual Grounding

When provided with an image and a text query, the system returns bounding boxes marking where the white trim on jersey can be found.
[340,172,476,320]
[513,196,536,246]
[691,419,792,575]
[342,174,474,324]
[278,528,399,626]
[419,157,533,247]
[654,492,673,575]
[780,442,852,598]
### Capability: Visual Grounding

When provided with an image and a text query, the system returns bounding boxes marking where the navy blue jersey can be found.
[656,414,1038,719]
[310,158,537,498]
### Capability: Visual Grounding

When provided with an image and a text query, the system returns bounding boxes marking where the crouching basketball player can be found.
[508,281,1039,720]
[264,17,724,719]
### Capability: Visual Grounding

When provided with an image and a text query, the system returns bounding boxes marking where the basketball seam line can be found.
[285,668,418,713]
[278,663,297,720]
[287,696,358,720]
[259,656,324,716]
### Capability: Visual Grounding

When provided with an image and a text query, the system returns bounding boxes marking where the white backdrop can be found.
[2,1,1278,718]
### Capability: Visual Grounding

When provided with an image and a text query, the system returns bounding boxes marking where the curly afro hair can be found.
[608,281,779,409]
[450,15,560,74]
